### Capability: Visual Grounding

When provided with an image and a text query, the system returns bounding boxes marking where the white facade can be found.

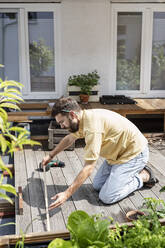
[0,0,165,99]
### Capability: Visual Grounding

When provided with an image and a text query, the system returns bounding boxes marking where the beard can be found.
[68,118,79,133]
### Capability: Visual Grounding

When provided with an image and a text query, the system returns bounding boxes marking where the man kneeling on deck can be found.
[42,97,158,210]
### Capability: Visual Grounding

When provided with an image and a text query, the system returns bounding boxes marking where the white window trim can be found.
[110,3,165,98]
[0,3,62,100]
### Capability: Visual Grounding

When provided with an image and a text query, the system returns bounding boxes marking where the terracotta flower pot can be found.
[126,210,145,222]
[79,94,89,104]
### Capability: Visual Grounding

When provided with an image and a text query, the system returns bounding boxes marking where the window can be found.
[151,12,165,91]
[0,4,61,99]
[111,4,165,98]
[0,11,19,81]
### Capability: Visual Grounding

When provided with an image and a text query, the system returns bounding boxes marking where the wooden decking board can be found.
[128,190,144,210]
[14,151,32,234]
[59,151,103,215]
[34,150,66,232]
[149,146,165,176]
[23,149,46,232]
[44,151,76,228]
[14,142,165,234]
[66,148,127,223]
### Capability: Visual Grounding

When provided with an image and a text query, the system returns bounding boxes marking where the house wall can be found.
[1,0,165,98]
[61,0,110,96]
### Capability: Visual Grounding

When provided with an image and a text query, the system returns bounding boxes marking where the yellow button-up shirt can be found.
[72,109,148,165]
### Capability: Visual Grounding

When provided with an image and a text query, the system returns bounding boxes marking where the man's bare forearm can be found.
[65,161,96,198]
[49,134,76,158]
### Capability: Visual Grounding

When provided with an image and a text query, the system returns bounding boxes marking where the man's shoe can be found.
[143,165,159,188]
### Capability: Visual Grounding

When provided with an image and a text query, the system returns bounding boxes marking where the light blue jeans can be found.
[93,146,149,204]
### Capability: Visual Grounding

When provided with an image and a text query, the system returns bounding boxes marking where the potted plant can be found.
[68,70,100,104]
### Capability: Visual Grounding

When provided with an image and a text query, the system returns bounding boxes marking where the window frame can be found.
[110,3,165,98]
[0,3,61,100]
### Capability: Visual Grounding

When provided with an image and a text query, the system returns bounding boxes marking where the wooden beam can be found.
[19,102,49,110]
[1,231,70,245]
[18,187,23,215]
[8,116,32,122]
[31,135,48,140]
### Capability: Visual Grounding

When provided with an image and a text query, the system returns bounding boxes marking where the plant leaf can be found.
[0,192,14,204]
[48,238,73,248]
[0,103,21,111]
[0,222,15,228]
[0,134,7,153]
[0,92,23,101]
[160,186,165,192]
[0,184,17,196]
[0,80,23,89]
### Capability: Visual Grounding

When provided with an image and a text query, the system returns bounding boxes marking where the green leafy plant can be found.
[48,198,165,248]
[48,210,111,248]
[140,197,165,220]
[29,39,54,77]
[68,70,100,95]
[0,65,40,204]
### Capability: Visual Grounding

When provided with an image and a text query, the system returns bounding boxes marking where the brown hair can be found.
[51,97,81,117]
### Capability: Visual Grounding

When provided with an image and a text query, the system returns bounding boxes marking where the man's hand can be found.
[49,191,69,210]
[42,154,52,167]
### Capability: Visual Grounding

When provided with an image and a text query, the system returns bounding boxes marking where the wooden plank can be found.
[31,135,48,141]
[19,102,48,110]
[24,149,47,233]
[8,110,49,117]
[128,190,144,210]
[45,151,76,227]
[0,199,15,212]
[8,116,31,122]
[57,151,101,215]
[64,150,126,223]
[34,150,66,232]
[148,145,165,176]
[74,147,129,223]
[14,150,32,234]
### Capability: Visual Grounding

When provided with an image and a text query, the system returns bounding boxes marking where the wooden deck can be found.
[14,139,165,235]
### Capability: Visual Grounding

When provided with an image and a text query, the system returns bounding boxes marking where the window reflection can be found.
[0,12,19,81]
[151,12,165,90]
[116,12,142,90]
[28,12,55,92]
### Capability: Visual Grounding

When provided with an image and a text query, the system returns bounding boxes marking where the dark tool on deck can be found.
[39,160,65,172]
